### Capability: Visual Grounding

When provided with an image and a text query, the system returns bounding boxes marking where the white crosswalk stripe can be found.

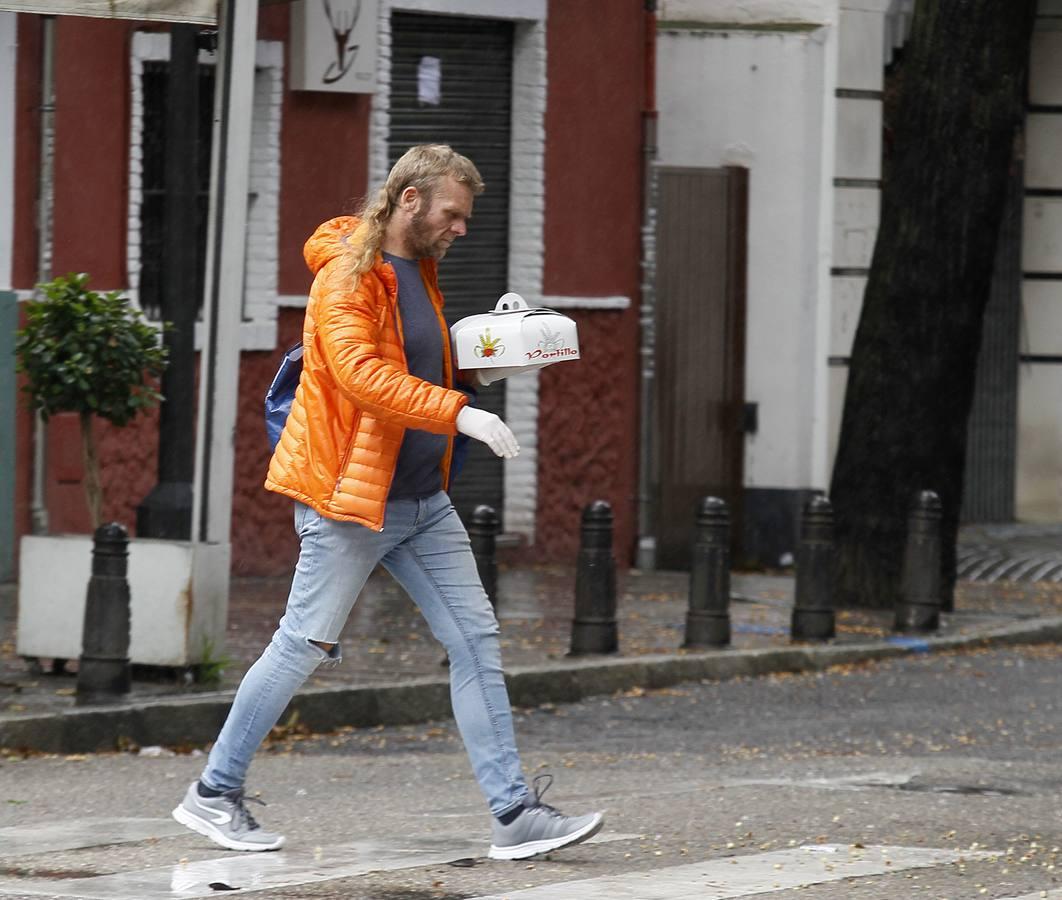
[468,844,1001,900]
[0,817,188,855]
[0,821,1035,900]
[0,818,636,899]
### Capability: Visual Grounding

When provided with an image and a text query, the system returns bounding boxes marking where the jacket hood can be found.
[304,216,359,276]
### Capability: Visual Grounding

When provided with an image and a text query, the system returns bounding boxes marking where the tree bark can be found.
[830,0,1036,609]
[80,410,102,529]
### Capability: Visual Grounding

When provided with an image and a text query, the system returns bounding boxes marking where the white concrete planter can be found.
[16,535,231,667]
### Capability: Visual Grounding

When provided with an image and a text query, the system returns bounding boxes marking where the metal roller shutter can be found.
[389,11,514,524]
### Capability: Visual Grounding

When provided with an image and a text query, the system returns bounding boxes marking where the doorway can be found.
[653,166,748,570]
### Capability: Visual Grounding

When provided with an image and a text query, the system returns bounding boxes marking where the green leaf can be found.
[13,273,169,428]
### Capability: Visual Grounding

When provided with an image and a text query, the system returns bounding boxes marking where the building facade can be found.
[2,1,650,577]
[656,0,1062,567]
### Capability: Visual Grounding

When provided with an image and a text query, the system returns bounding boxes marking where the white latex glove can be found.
[456,407,520,459]
[473,365,531,387]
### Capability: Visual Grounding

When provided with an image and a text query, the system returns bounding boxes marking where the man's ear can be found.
[398,185,420,212]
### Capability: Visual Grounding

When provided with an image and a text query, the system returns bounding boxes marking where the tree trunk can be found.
[830,0,1036,609]
[80,410,102,529]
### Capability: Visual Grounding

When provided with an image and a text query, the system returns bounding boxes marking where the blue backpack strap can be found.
[265,342,304,452]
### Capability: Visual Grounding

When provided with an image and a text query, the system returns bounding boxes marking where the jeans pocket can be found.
[294,502,320,537]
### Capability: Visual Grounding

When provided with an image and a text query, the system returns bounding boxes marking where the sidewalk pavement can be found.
[3,563,1062,755]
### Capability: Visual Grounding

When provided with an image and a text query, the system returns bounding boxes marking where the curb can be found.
[4,616,1062,755]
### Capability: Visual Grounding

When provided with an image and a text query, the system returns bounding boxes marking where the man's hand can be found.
[456,407,520,458]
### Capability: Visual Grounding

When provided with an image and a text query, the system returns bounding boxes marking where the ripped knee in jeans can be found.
[307,637,341,665]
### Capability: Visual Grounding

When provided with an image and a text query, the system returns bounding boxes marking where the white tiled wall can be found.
[829,276,866,358]
[1017,364,1062,520]
[1030,31,1062,105]
[1016,16,1062,520]
[834,97,883,182]
[832,187,879,268]
[1022,198,1062,273]
[1021,281,1062,356]
[837,8,884,91]
[1025,114,1062,189]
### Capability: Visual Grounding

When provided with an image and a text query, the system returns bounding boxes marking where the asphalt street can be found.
[3,643,1062,899]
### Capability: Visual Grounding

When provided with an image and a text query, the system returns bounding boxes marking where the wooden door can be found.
[654,167,748,570]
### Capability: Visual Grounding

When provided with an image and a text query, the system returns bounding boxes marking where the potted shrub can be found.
[15,273,168,525]
[14,274,231,670]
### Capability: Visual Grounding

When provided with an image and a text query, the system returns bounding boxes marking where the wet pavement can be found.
[0,521,1061,742]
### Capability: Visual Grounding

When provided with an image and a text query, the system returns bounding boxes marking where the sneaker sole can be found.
[487,812,604,861]
[172,804,286,852]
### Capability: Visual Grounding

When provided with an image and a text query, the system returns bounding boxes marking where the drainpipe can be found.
[30,14,55,535]
[635,0,658,571]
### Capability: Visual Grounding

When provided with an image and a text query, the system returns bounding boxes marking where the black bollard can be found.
[77,523,132,704]
[470,504,500,609]
[894,490,943,633]
[684,497,731,647]
[790,495,835,641]
[569,501,618,655]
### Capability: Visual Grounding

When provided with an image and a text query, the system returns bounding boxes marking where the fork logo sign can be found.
[322,0,360,85]
[525,325,578,362]
[291,0,377,94]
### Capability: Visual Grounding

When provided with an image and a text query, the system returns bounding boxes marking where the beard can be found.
[408,207,452,260]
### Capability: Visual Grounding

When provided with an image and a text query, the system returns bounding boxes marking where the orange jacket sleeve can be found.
[313,272,468,435]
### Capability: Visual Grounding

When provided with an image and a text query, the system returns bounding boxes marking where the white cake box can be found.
[451,293,580,370]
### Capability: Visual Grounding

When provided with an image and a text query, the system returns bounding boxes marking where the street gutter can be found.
[4,616,1062,754]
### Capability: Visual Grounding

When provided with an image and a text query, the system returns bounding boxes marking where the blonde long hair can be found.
[346,144,485,282]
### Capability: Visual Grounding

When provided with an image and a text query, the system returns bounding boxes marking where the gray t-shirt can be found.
[383,252,447,500]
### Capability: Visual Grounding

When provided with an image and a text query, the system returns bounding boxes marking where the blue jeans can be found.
[201,492,529,816]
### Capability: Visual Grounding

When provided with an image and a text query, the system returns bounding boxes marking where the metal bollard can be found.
[894,490,943,633]
[77,523,132,704]
[790,495,836,641]
[684,497,731,647]
[569,500,618,655]
[470,504,500,609]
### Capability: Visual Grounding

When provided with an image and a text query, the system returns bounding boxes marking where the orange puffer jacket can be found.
[264,216,469,530]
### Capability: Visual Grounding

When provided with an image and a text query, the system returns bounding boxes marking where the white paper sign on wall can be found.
[417,56,441,105]
[290,0,377,93]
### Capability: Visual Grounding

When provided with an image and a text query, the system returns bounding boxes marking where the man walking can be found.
[172,144,603,861]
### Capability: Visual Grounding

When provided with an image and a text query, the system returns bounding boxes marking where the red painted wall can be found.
[51,19,129,284]
[263,3,371,295]
[12,16,40,551]
[12,15,40,290]
[538,1,647,564]
[10,4,647,576]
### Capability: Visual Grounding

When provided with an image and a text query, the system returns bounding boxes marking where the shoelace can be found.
[528,774,561,816]
[222,789,267,832]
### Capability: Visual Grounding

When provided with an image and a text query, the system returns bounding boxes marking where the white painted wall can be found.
[0,12,15,291]
[658,0,832,25]
[656,24,831,490]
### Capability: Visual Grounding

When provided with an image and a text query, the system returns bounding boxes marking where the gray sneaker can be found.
[489,775,604,860]
[172,782,285,852]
